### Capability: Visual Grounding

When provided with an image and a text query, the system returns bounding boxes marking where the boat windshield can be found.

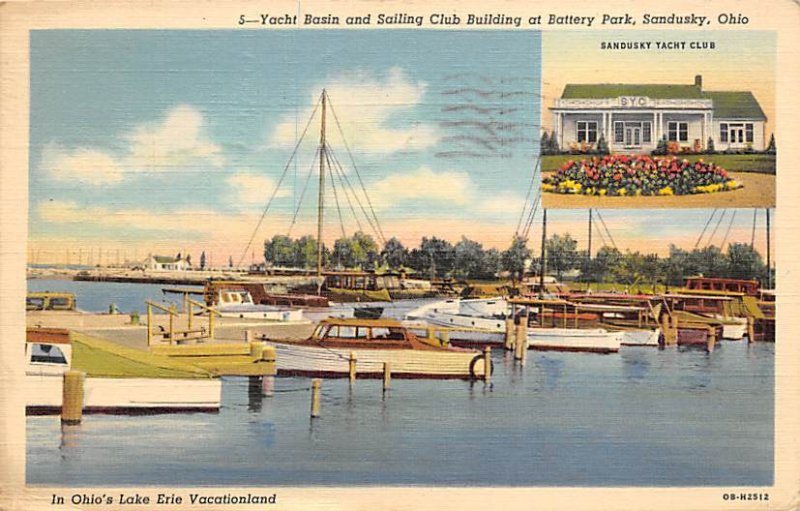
[29,343,68,365]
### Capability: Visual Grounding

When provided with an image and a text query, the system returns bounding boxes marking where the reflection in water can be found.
[621,349,651,383]
[247,377,263,413]
[59,423,81,459]
[536,356,564,390]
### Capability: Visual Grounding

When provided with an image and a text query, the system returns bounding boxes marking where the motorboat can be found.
[263,318,490,380]
[26,328,222,414]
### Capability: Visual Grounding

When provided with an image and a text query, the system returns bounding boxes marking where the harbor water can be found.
[26,280,773,486]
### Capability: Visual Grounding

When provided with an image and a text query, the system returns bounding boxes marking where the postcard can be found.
[1,1,798,510]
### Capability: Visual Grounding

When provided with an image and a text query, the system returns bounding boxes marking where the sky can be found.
[27,29,773,266]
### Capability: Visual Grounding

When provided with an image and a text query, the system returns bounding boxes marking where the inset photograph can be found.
[541,31,775,208]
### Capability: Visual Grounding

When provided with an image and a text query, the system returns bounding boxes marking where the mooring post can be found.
[249,341,264,360]
[747,316,756,343]
[439,330,450,347]
[310,378,321,418]
[504,317,515,351]
[707,326,717,353]
[61,370,84,425]
[262,345,276,396]
[426,327,436,345]
[146,302,153,346]
[244,329,253,343]
[348,351,357,383]
[383,362,392,392]
[515,310,528,361]
[483,346,492,383]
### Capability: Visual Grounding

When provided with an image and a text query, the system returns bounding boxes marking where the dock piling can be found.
[706,326,717,353]
[439,330,450,347]
[383,362,392,392]
[348,351,357,383]
[483,346,492,383]
[244,329,253,343]
[310,378,321,418]
[746,316,756,343]
[249,341,264,360]
[504,317,515,351]
[514,311,528,361]
[262,376,275,397]
[61,370,84,425]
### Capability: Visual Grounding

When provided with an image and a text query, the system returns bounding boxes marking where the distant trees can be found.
[199,251,206,270]
[260,231,771,285]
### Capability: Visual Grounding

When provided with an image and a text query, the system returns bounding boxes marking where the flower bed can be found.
[541,155,742,196]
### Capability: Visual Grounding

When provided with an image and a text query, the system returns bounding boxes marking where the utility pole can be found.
[539,208,547,297]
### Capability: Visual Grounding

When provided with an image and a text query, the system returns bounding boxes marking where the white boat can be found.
[26,329,221,414]
[527,328,623,353]
[216,290,305,322]
[265,318,489,379]
[712,315,748,340]
[406,297,623,353]
[620,328,661,347]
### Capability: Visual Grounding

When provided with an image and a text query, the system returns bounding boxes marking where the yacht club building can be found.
[551,75,767,153]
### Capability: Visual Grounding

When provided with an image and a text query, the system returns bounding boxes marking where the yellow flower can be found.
[599,189,607,196]
[658,187,674,196]
[726,180,740,190]
[618,188,627,196]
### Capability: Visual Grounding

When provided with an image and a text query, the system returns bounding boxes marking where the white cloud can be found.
[126,104,223,169]
[42,146,124,185]
[227,173,290,205]
[270,67,440,154]
[477,193,527,215]
[368,167,472,210]
[42,105,223,187]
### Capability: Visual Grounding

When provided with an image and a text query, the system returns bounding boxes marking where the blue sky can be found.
[29,29,542,261]
[28,29,772,265]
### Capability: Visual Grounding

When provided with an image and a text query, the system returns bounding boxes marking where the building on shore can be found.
[550,75,767,154]
[141,254,192,272]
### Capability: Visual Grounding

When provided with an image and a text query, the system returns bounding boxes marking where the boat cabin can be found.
[684,277,760,296]
[217,290,255,307]
[309,319,434,350]
[26,328,72,376]
[26,292,76,311]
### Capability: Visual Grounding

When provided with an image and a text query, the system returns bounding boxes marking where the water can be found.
[26,280,774,486]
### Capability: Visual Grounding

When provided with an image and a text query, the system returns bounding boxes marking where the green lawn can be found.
[542,153,775,174]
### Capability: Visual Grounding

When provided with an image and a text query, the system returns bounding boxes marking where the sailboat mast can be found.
[539,208,547,297]
[587,209,593,260]
[766,207,771,289]
[316,90,327,278]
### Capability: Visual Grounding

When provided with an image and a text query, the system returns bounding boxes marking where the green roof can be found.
[153,255,180,263]
[560,83,766,120]
[562,84,705,99]
[703,91,766,120]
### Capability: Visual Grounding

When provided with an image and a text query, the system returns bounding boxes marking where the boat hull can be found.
[26,376,222,414]
[528,329,623,353]
[267,342,487,379]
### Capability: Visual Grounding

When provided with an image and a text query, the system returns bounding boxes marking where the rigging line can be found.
[719,209,737,250]
[326,143,384,244]
[287,146,322,238]
[330,152,364,233]
[521,195,540,241]
[519,193,538,241]
[238,95,322,266]
[694,208,718,249]
[324,147,348,240]
[327,144,380,241]
[594,210,618,251]
[750,208,757,248]
[706,209,727,249]
[326,96,387,244]
[516,158,541,236]
[593,209,609,248]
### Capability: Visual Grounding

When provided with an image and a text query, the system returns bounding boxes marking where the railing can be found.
[146,299,221,346]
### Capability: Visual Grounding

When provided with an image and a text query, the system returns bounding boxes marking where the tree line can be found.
[262,231,772,286]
